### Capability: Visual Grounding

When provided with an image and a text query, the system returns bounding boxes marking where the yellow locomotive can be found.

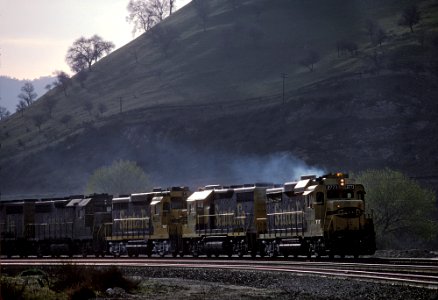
[262,173,375,258]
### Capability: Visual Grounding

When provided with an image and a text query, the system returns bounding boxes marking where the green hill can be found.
[1,0,438,198]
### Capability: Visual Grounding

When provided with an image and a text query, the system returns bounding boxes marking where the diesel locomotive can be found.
[0,173,375,258]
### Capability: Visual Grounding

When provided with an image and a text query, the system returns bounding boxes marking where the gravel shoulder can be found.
[121,267,438,300]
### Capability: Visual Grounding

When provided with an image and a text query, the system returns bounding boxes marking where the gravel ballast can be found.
[122,267,438,299]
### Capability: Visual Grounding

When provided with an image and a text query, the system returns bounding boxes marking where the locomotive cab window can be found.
[163,202,170,212]
[316,192,325,204]
[153,204,161,215]
[171,197,183,209]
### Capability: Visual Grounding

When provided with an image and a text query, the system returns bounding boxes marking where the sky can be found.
[0,0,191,80]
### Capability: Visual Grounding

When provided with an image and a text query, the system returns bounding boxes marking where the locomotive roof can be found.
[150,196,163,205]
[66,197,92,207]
[112,196,130,203]
[187,190,213,202]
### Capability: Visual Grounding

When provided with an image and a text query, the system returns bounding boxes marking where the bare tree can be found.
[150,0,169,21]
[16,100,27,116]
[0,106,11,120]
[126,0,171,34]
[53,71,71,96]
[127,0,156,34]
[18,82,37,106]
[192,0,210,32]
[299,50,320,72]
[66,35,115,72]
[398,5,421,33]
[169,0,176,15]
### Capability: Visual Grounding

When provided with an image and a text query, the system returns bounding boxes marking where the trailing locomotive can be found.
[0,173,375,258]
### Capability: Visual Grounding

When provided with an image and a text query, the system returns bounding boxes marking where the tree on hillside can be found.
[299,50,320,72]
[126,0,171,34]
[168,0,175,15]
[192,0,210,32]
[31,113,46,132]
[355,169,437,249]
[16,100,27,116]
[53,71,71,96]
[85,160,151,195]
[43,97,58,118]
[0,106,11,120]
[66,35,115,72]
[18,82,37,106]
[398,5,421,33]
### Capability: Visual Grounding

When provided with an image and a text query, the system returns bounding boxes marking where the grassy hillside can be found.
[1,0,438,197]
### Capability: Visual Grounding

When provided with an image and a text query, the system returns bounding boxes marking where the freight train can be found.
[0,173,376,258]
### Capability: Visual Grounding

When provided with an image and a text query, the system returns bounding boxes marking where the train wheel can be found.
[180,253,185,258]
[172,252,177,258]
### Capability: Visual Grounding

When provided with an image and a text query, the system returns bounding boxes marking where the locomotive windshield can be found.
[326,190,355,200]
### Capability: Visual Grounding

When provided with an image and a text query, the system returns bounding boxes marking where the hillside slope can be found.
[1,0,438,197]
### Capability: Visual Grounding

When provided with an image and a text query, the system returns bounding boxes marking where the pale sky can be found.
[0,0,191,80]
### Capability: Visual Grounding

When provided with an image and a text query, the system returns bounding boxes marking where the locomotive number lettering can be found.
[326,184,339,190]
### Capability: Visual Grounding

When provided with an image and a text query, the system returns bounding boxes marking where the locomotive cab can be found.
[317,173,376,257]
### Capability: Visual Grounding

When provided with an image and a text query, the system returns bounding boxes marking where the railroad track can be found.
[2,257,438,289]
